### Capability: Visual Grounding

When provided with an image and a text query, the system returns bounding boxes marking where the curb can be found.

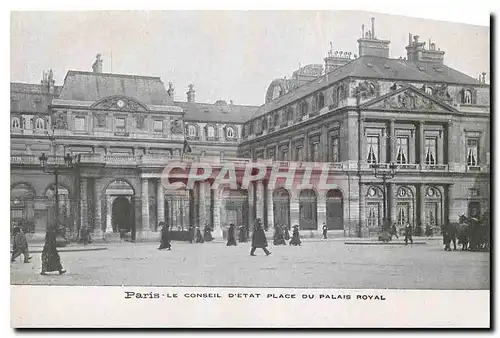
[345,241,427,245]
[25,247,108,253]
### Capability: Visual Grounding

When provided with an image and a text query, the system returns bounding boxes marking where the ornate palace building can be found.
[11,18,490,240]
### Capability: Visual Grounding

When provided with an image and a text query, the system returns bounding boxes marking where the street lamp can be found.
[39,152,75,232]
[370,162,397,231]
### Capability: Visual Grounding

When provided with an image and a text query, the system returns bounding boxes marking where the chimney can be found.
[186,84,195,103]
[167,82,175,100]
[405,34,445,64]
[92,53,103,73]
[482,72,487,84]
[357,18,390,58]
[41,69,55,94]
[324,43,355,73]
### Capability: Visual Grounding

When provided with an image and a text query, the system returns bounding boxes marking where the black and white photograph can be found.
[8,8,491,328]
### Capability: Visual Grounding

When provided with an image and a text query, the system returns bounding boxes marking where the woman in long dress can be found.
[226,223,237,246]
[195,226,205,243]
[283,225,290,241]
[289,225,302,246]
[158,222,172,250]
[41,229,66,275]
[238,225,248,242]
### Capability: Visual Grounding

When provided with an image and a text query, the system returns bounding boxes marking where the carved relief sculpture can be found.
[94,113,107,128]
[382,90,435,110]
[171,119,183,134]
[93,97,148,111]
[434,83,452,101]
[353,80,379,100]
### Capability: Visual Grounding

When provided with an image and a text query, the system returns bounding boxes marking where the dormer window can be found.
[11,117,20,129]
[207,125,216,138]
[188,124,197,137]
[226,126,235,139]
[35,118,45,130]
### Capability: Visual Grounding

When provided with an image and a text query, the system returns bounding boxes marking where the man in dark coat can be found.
[11,226,31,263]
[226,223,237,246]
[250,219,271,256]
[404,223,413,245]
[158,222,172,250]
[203,222,214,242]
[283,225,290,241]
[238,225,248,242]
[290,225,302,246]
[188,225,194,243]
[41,229,66,275]
[322,222,328,239]
[195,226,205,243]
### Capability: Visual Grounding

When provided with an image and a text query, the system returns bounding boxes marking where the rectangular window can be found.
[116,118,126,129]
[310,142,320,162]
[75,117,86,131]
[466,138,479,166]
[367,202,380,228]
[424,137,437,165]
[366,136,379,164]
[154,120,163,132]
[331,137,339,162]
[396,137,409,164]
[295,146,303,162]
[281,149,288,161]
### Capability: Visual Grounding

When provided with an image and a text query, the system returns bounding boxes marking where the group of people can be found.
[158,222,215,250]
[273,224,302,246]
[11,225,66,275]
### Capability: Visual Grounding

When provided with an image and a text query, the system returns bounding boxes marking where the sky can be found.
[10,10,489,106]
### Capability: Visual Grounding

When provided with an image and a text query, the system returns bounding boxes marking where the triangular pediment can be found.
[360,85,457,113]
[90,95,148,112]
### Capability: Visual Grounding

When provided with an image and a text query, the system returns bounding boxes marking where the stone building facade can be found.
[10,19,490,239]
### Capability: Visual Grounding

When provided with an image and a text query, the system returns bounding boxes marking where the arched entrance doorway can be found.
[326,189,343,230]
[273,188,290,229]
[105,180,136,240]
[112,197,133,233]
[164,192,191,231]
[299,189,317,230]
[11,183,36,234]
[220,188,248,231]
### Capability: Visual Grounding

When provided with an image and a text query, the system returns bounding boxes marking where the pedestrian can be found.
[226,223,237,246]
[290,225,302,246]
[158,222,172,250]
[188,225,194,243]
[11,226,31,264]
[391,224,399,239]
[203,222,214,242]
[41,229,66,275]
[195,226,205,243]
[322,222,328,239]
[238,225,248,242]
[283,225,290,241]
[404,223,413,245]
[273,224,286,245]
[81,226,92,245]
[250,219,271,256]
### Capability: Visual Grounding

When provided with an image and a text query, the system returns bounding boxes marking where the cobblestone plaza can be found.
[10,240,489,290]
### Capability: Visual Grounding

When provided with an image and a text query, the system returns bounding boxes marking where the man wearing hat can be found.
[11,226,31,263]
[250,219,271,256]
[322,222,328,239]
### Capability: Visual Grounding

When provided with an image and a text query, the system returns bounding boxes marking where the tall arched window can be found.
[11,117,20,129]
[226,126,235,139]
[35,118,45,130]
[318,92,325,109]
[188,124,197,137]
[300,101,308,116]
[462,89,473,104]
[206,125,216,138]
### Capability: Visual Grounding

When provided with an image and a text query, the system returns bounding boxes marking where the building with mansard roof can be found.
[10,18,489,240]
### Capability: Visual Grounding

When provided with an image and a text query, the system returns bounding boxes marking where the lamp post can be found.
[39,152,74,231]
[370,162,397,231]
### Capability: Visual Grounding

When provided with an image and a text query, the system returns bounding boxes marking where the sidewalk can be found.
[23,244,108,253]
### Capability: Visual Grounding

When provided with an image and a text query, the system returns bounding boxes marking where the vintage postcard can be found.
[9,9,490,328]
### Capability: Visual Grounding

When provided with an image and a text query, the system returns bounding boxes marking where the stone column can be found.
[359,183,367,237]
[94,178,103,237]
[105,195,113,233]
[198,182,209,228]
[418,184,426,235]
[445,184,453,231]
[255,181,265,225]
[247,182,255,228]
[212,189,222,238]
[321,125,328,162]
[266,183,274,228]
[389,182,396,226]
[316,190,327,233]
[157,179,165,226]
[389,119,395,163]
[80,177,88,229]
[358,118,365,165]
[141,178,150,232]
[419,121,425,165]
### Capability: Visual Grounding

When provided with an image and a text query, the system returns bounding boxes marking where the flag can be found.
[183,140,192,154]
